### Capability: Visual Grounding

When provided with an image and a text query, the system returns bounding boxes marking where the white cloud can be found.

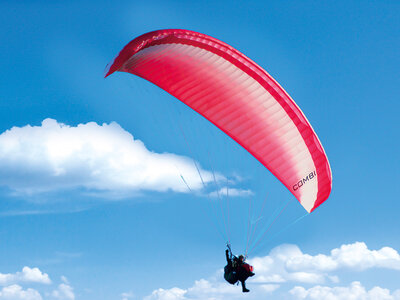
[290,281,400,300]
[248,242,400,286]
[0,119,224,197]
[0,267,51,286]
[20,268,51,285]
[185,278,241,298]
[143,277,249,300]
[143,276,281,300]
[49,276,74,300]
[247,244,327,285]
[209,187,253,198]
[0,285,42,300]
[144,287,187,300]
[331,242,400,271]
[284,242,400,273]
[50,283,75,300]
[144,242,400,300]
[0,269,77,300]
[259,284,280,293]
[121,291,134,300]
[288,272,325,284]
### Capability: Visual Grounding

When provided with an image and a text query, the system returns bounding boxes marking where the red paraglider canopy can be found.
[105,29,332,212]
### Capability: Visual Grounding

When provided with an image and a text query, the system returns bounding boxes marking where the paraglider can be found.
[224,244,254,292]
[105,29,332,213]
[105,29,332,292]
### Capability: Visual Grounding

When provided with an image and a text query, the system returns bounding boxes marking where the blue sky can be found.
[0,1,399,299]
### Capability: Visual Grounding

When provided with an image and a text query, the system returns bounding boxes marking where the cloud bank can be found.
[0,119,224,197]
[290,282,400,300]
[284,241,400,273]
[143,242,400,300]
[250,241,400,285]
[0,269,75,300]
[2,243,399,300]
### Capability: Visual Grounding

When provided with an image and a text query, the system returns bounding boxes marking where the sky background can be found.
[0,1,399,299]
